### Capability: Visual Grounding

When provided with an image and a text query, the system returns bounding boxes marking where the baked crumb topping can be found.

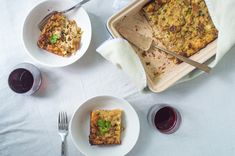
[37,13,82,57]
[143,0,218,63]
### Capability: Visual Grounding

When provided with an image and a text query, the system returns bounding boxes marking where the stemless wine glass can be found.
[147,104,181,134]
[8,63,42,95]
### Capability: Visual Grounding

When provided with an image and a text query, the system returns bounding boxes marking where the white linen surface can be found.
[1,0,235,156]
[99,0,235,89]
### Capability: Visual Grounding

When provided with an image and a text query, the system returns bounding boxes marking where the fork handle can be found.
[61,140,65,156]
[61,0,90,14]
[152,43,212,73]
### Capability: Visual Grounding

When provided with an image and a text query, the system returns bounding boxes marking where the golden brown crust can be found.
[37,13,82,57]
[143,0,218,63]
[89,109,122,145]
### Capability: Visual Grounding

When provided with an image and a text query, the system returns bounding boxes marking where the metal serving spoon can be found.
[118,27,212,73]
[38,0,90,31]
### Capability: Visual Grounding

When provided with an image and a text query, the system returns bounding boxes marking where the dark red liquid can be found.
[154,107,177,132]
[8,68,34,93]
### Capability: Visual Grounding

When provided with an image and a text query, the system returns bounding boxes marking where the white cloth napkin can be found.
[112,0,133,11]
[97,38,147,90]
[205,0,235,66]
[97,0,235,90]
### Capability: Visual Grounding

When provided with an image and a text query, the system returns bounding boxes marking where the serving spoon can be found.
[38,0,90,31]
[118,27,211,73]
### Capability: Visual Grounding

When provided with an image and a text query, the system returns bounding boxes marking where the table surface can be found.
[1,0,235,156]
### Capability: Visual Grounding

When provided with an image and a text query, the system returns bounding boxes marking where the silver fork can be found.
[58,112,68,156]
[38,0,90,31]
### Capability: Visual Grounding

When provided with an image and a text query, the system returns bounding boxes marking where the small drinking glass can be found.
[8,63,42,95]
[147,104,181,134]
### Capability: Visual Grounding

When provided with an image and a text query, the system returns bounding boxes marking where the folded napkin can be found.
[112,0,133,12]
[97,0,235,90]
[97,38,147,90]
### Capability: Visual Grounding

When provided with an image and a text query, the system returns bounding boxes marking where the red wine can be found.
[148,104,181,134]
[154,107,177,132]
[8,68,34,93]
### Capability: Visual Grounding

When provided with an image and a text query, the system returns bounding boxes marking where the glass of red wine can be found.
[8,63,42,95]
[147,104,181,134]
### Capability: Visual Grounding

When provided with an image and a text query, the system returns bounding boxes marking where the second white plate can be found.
[23,0,92,67]
[70,95,140,156]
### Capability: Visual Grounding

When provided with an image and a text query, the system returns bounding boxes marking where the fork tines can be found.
[58,112,68,130]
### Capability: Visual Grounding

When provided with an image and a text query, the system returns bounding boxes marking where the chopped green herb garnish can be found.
[99,127,109,135]
[97,119,111,135]
[50,34,59,44]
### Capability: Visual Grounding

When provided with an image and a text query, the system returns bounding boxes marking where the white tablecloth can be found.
[1,0,235,156]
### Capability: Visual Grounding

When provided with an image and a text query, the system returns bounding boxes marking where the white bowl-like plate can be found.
[70,96,140,156]
[23,0,92,67]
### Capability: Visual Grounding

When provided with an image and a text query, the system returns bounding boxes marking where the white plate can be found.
[70,96,140,156]
[23,0,92,67]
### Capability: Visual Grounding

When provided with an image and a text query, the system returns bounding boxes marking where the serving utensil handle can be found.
[153,44,212,73]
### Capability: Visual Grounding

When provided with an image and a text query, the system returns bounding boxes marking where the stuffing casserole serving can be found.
[37,13,82,57]
[143,0,218,63]
[89,109,122,145]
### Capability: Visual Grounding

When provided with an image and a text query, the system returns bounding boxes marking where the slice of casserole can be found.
[143,0,218,63]
[37,12,82,57]
[89,109,122,145]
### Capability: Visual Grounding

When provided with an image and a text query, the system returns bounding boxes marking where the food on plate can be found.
[89,109,122,145]
[143,0,218,63]
[37,12,82,57]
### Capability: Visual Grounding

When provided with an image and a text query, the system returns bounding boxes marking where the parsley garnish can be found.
[97,119,111,135]
[50,34,58,44]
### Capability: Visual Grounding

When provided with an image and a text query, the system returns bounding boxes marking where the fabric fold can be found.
[96,38,147,90]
